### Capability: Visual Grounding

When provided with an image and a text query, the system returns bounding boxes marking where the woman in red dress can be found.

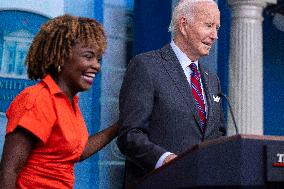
[0,14,119,189]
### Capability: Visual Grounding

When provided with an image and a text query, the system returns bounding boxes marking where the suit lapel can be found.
[160,44,204,135]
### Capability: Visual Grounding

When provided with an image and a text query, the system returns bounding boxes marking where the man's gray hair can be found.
[169,0,217,38]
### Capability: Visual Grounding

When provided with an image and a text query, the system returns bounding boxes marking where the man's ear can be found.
[179,17,188,36]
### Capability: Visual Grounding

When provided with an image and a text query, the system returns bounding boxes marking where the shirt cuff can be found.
[155,152,173,169]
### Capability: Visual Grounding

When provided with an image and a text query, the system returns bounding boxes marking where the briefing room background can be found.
[0,0,284,188]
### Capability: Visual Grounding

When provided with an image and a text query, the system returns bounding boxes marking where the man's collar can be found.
[170,40,199,69]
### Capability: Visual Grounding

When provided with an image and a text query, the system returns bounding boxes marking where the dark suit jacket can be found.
[117,44,225,187]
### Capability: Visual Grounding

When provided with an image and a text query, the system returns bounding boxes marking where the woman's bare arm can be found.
[80,122,119,161]
[0,127,37,189]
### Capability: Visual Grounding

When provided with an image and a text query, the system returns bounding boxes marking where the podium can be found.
[133,135,284,189]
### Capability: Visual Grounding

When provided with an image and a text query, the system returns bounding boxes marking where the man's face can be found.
[181,2,220,60]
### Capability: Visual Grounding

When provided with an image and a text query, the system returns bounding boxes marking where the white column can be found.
[227,0,276,135]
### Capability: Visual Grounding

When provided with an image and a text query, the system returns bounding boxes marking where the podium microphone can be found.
[217,92,239,135]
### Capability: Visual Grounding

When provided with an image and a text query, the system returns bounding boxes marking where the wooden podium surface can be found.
[131,135,284,189]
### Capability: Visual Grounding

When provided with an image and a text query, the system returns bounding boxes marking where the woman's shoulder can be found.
[8,81,52,113]
[6,81,57,142]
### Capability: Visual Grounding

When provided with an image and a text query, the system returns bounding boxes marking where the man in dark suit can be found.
[117,0,225,187]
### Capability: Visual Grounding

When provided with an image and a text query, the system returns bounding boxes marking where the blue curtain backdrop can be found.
[133,0,172,55]
[263,13,284,136]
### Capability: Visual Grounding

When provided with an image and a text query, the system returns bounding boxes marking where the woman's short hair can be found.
[25,14,107,80]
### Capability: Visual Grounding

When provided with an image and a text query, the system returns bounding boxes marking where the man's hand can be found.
[162,154,177,165]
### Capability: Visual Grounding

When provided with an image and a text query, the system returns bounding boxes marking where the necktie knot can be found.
[189,63,200,80]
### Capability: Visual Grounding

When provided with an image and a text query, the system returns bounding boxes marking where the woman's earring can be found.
[57,65,61,73]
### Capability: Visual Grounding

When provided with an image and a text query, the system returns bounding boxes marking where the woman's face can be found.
[58,42,101,96]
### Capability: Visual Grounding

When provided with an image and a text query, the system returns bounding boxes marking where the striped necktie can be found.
[189,63,206,128]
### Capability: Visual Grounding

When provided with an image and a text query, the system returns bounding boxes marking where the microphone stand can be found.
[218,92,239,135]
